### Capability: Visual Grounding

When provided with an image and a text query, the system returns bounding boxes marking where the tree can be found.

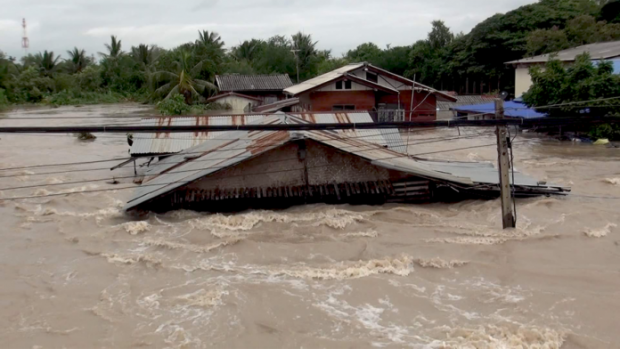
[428,20,454,49]
[131,44,156,67]
[150,50,217,103]
[99,35,123,58]
[526,27,570,55]
[523,53,620,117]
[231,39,264,62]
[197,30,224,50]
[291,32,319,80]
[33,51,62,76]
[346,42,383,64]
[66,47,90,73]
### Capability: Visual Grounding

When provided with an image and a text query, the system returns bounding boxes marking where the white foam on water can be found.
[261,255,414,280]
[602,177,620,185]
[175,288,227,308]
[46,177,64,184]
[584,223,617,238]
[99,252,163,267]
[143,237,242,253]
[430,324,565,349]
[187,209,368,238]
[123,221,149,235]
[415,258,469,269]
[341,229,379,238]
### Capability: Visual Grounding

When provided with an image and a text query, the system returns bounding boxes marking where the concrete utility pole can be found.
[495,99,516,229]
[291,49,300,83]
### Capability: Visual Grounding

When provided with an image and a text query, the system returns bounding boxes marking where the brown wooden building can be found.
[283,63,457,120]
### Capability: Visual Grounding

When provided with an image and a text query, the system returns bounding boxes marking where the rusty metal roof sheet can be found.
[215,74,293,92]
[130,115,267,155]
[129,111,406,156]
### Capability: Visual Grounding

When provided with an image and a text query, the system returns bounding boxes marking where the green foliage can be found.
[66,47,90,73]
[589,122,620,139]
[0,88,9,111]
[14,66,55,102]
[150,50,218,103]
[156,93,192,115]
[526,15,620,55]
[99,35,123,58]
[523,53,620,127]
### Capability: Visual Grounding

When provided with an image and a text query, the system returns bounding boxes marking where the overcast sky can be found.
[1,0,536,60]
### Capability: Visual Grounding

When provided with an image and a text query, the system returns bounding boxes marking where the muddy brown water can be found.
[1,104,620,348]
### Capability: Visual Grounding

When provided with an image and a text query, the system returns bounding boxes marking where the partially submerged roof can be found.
[129,111,404,156]
[129,115,267,156]
[283,62,457,101]
[124,114,563,211]
[215,74,293,92]
[206,92,262,103]
[506,40,620,65]
[452,100,546,119]
[253,98,300,113]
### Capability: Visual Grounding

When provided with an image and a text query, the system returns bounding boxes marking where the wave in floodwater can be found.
[414,257,469,269]
[603,177,620,185]
[584,223,617,238]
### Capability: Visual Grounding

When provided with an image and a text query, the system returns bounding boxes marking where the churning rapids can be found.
[1,104,620,349]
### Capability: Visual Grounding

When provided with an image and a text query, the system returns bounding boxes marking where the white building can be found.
[506,41,620,97]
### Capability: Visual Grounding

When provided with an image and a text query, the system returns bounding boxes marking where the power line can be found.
[0,141,522,202]
[0,127,479,173]
[0,132,495,184]
[2,117,619,134]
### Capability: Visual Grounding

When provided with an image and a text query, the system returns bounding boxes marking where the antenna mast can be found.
[22,18,29,54]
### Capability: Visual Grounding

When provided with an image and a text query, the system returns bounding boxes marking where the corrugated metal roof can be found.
[130,115,266,155]
[125,115,290,211]
[506,40,620,64]
[253,98,300,113]
[124,114,562,211]
[130,111,406,156]
[207,92,262,102]
[283,63,365,96]
[289,112,406,152]
[437,95,496,111]
[215,74,293,92]
[452,101,546,119]
[283,62,456,101]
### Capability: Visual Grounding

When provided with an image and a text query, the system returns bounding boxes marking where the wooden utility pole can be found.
[495,99,516,228]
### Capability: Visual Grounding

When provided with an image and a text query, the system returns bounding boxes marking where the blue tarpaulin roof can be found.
[452,100,546,119]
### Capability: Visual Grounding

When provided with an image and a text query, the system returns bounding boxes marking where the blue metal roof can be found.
[452,100,546,119]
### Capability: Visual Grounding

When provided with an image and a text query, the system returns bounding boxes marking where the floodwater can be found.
[1,104,620,349]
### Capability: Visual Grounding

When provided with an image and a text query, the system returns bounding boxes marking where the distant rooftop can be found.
[215,74,293,92]
[506,40,620,65]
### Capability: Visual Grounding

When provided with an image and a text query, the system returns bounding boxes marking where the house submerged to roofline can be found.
[124,114,568,213]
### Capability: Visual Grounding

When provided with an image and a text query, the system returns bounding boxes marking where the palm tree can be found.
[33,51,61,76]
[150,50,217,103]
[131,44,155,67]
[196,30,224,50]
[232,39,263,62]
[66,47,88,73]
[99,35,123,58]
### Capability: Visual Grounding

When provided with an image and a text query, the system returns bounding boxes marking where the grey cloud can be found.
[1,0,536,59]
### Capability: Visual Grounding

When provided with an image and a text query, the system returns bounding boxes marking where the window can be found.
[366,72,378,83]
[332,105,355,111]
[335,80,352,90]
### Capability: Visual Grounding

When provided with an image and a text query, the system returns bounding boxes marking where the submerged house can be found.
[282,62,457,120]
[212,74,294,112]
[124,114,567,213]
